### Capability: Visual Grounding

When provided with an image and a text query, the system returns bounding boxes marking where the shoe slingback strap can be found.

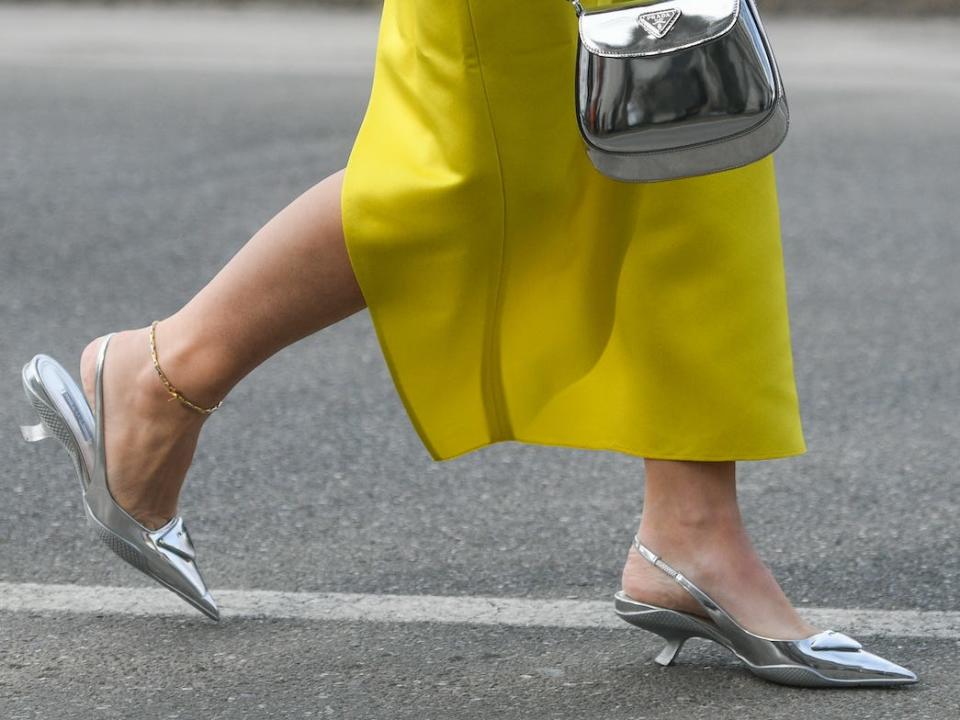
[93,333,115,472]
[633,534,760,641]
[89,332,166,532]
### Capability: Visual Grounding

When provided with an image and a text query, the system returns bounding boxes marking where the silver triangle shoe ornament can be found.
[20,335,220,621]
[614,535,916,687]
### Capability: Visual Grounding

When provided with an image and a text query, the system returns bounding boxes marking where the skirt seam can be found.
[465,0,512,441]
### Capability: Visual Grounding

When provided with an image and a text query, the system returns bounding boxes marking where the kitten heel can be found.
[653,634,689,667]
[20,422,53,443]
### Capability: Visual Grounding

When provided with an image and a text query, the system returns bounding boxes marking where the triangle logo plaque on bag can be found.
[636,8,682,39]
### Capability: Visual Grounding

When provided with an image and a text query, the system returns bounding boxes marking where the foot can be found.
[79,326,210,531]
[621,529,818,640]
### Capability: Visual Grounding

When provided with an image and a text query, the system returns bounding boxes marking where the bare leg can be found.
[79,169,365,529]
[621,459,817,639]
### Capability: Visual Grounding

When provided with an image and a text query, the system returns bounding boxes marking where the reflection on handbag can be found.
[567,0,789,182]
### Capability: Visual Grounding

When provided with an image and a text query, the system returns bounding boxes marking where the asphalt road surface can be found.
[1,4,959,719]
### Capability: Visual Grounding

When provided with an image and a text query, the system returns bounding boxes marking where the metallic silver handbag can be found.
[568,0,789,182]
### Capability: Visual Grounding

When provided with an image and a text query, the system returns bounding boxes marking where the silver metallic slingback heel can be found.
[19,334,220,621]
[615,535,916,687]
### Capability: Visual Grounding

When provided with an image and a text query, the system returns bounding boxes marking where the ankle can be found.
[149,318,235,411]
[133,346,194,417]
[633,524,762,594]
[637,514,748,556]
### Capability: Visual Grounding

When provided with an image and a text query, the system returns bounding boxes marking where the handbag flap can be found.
[579,0,741,58]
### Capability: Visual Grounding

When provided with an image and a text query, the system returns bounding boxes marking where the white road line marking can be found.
[1,582,957,637]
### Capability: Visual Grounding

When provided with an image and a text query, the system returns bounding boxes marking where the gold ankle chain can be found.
[149,320,223,416]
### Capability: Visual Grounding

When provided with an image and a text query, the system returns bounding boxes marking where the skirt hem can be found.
[427,434,808,464]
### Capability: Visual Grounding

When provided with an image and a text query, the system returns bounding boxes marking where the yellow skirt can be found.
[341,0,806,462]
